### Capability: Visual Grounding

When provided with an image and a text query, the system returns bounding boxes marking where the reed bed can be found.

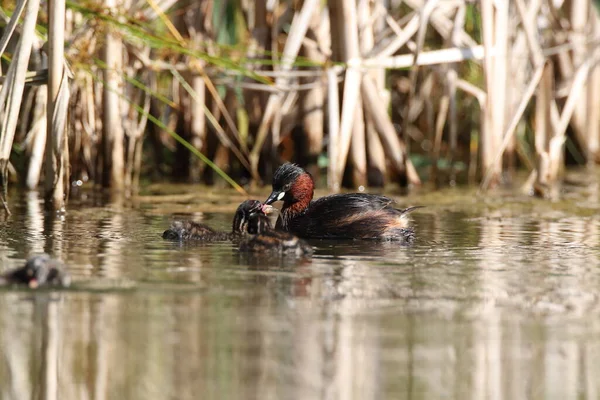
[0,0,599,211]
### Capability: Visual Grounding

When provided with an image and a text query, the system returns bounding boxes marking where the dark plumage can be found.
[0,254,71,288]
[162,221,231,241]
[239,212,313,256]
[163,200,264,241]
[265,163,420,242]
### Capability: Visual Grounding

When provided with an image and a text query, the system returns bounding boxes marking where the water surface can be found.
[1,172,600,400]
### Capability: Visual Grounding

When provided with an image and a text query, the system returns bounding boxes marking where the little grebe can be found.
[163,200,265,241]
[264,163,420,241]
[0,254,71,288]
[239,209,313,256]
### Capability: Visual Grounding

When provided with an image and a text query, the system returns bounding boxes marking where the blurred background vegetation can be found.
[0,0,600,210]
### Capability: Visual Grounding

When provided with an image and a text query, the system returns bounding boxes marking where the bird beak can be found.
[265,191,282,205]
[261,204,276,215]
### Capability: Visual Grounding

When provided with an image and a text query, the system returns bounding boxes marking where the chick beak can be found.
[265,191,282,205]
[28,279,39,289]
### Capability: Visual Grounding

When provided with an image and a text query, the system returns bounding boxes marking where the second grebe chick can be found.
[0,254,71,288]
[163,200,264,241]
[239,211,313,256]
[264,163,420,242]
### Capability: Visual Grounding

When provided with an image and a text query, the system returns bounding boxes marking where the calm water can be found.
[1,173,600,400]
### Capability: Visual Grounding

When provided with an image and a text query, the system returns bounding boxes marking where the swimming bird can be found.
[264,163,420,242]
[239,208,313,256]
[162,200,266,241]
[0,254,71,288]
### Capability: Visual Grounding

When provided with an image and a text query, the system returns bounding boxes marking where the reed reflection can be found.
[0,193,599,399]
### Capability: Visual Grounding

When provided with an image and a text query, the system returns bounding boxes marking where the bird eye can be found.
[283,184,291,191]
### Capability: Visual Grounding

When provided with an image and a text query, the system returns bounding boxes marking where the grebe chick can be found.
[264,163,420,242]
[239,211,313,256]
[0,254,71,288]
[163,200,264,241]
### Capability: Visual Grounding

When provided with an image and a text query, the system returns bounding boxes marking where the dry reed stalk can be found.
[298,6,326,175]
[404,0,477,47]
[250,0,320,180]
[124,84,150,192]
[401,72,434,140]
[363,45,485,69]
[0,0,41,213]
[492,0,508,177]
[515,0,543,63]
[480,64,545,191]
[514,0,569,143]
[432,94,449,180]
[401,0,439,154]
[588,13,600,162]
[456,79,486,105]
[555,52,600,139]
[446,3,465,181]
[170,1,209,182]
[46,0,69,209]
[201,74,247,159]
[189,73,206,181]
[533,62,554,197]
[26,86,48,189]
[371,14,419,58]
[502,8,525,177]
[272,90,299,166]
[299,80,325,165]
[327,67,340,190]
[102,0,125,191]
[0,0,27,58]
[171,69,251,172]
[359,0,386,186]
[48,70,71,203]
[332,0,365,187]
[480,0,503,187]
[329,0,364,184]
[350,97,367,186]
[569,0,590,156]
[362,75,421,185]
[364,112,386,185]
[242,0,269,140]
[83,74,97,180]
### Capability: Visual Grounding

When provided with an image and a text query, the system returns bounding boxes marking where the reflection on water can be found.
[1,182,600,399]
